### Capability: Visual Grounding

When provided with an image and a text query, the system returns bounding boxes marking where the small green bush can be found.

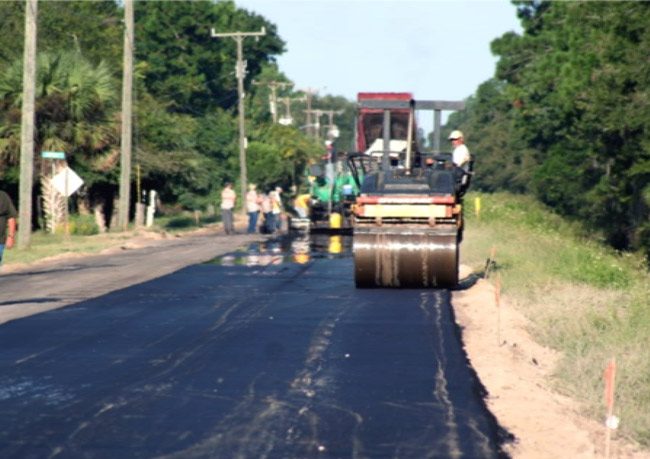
[163,215,195,229]
[56,215,100,236]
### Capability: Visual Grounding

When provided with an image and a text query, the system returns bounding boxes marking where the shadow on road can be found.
[0,298,62,307]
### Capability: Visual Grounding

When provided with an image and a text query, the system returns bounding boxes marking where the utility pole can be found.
[323,109,344,140]
[277,97,292,125]
[300,88,319,137]
[304,108,324,140]
[277,95,305,125]
[18,0,37,249]
[118,0,134,231]
[253,80,292,124]
[211,27,266,215]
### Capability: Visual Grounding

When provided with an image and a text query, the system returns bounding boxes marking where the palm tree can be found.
[0,50,119,227]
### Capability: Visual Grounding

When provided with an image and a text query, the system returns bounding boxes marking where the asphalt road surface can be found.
[0,233,509,458]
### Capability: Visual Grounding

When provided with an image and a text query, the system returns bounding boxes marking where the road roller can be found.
[349,95,468,288]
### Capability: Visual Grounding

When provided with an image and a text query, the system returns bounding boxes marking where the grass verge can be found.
[2,212,221,267]
[461,191,650,446]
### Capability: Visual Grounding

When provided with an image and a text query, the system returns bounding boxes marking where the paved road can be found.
[0,231,262,325]
[0,233,509,458]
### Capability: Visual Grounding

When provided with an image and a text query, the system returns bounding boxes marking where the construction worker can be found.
[0,190,17,268]
[271,187,283,232]
[293,193,311,219]
[260,192,274,233]
[448,130,473,195]
[220,182,236,235]
[246,183,261,234]
[448,130,471,170]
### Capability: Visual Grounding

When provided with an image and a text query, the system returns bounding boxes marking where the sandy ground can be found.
[453,266,650,458]
[3,223,650,458]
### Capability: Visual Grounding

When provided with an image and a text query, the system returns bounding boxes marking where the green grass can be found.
[3,211,218,267]
[3,230,135,265]
[462,191,650,446]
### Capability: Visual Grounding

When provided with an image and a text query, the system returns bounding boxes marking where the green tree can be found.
[134,0,285,115]
[0,50,119,222]
[446,78,534,193]
[0,1,25,66]
[464,1,650,257]
[0,1,122,69]
[0,51,117,179]
[248,123,322,193]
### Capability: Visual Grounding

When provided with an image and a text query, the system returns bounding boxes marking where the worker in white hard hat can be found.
[448,130,471,170]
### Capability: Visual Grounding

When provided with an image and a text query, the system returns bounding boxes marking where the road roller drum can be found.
[354,227,459,288]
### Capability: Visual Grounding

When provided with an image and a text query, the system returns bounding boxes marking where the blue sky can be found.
[236,0,522,106]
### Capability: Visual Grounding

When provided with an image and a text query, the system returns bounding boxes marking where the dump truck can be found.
[349,94,469,288]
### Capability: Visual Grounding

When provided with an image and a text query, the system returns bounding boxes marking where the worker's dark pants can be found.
[222,208,234,234]
[263,212,275,233]
[247,211,259,234]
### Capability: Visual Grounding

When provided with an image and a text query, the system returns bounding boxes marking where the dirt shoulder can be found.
[453,266,649,459]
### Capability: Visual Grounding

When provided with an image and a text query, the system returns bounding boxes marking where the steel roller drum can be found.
[354,227,459,288]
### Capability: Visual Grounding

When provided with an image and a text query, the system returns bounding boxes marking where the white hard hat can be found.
[448,130,464,140]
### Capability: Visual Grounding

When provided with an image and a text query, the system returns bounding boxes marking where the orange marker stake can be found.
[495,273,502,346]
[604,358,618,458]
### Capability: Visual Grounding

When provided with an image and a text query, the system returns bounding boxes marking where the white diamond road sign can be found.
[52,167,83,197]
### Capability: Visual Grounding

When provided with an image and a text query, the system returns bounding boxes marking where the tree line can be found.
[0,0,356,229]
[449,1,650,262]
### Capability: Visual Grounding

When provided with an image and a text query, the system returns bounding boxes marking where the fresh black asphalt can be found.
[0,234,510,458]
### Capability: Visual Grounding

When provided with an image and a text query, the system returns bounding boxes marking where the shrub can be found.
[55,214,100,236]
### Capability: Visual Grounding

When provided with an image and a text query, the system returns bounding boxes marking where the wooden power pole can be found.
[277,95,306,125]
[18,0,38,249]
[324,109,344,140]
[301,88,318,138]
[211,27,266,215]
[253,80,292,124]
[304,108,324,140]
[118,0,134,231]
